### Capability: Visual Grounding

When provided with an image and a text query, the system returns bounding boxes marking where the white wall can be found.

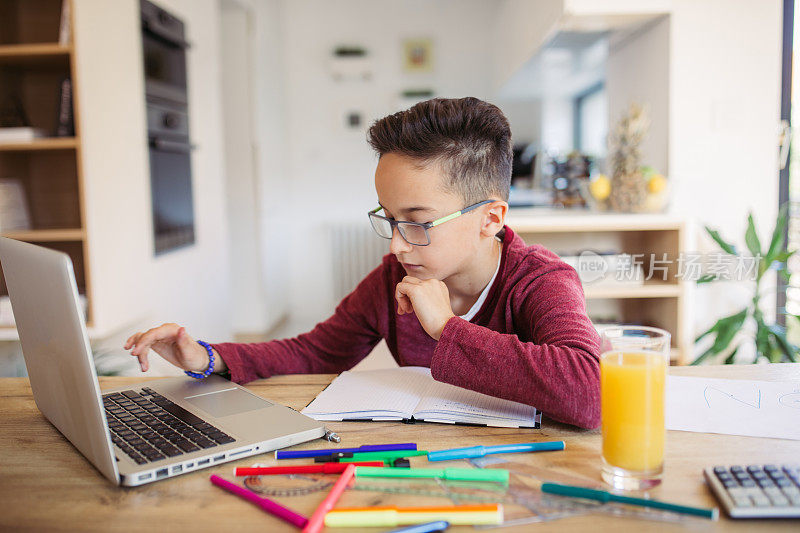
[493,0,564,90]
[219,0,293,336]
[220,1,270,333]
[494,99,543,146]
[252,0,292,333]
[280,0,498,322]
[606,15,670,175]
[540,95,574,154]
[218,0,293,336]
[72,0,151,339]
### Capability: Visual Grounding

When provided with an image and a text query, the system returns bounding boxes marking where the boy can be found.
[126,97,602,429]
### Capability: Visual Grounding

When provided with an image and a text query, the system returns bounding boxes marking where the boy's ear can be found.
[481,200,508,237]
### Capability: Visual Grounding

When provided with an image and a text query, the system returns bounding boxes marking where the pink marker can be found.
[210,474,308,528]
[302,463,356,533]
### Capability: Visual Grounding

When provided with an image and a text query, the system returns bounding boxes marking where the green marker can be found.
[541,482,718,520]
[354,466,509,483]
[315,450,429,463]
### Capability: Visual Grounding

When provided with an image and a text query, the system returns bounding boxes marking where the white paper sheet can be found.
[666,375,800,440]
[301,367,429,419]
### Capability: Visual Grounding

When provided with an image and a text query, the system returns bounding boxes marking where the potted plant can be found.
[693,204,798,364]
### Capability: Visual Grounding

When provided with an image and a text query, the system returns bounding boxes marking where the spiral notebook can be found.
[301,367,541,428]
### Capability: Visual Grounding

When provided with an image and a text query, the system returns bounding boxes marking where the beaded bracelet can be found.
[185,340,215,379]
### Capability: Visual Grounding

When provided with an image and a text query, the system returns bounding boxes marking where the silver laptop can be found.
[0,237,326,486]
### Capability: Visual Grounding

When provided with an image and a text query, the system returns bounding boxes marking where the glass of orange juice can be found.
[600,326,670,491]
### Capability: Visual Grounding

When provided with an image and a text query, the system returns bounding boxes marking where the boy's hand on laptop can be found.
[124,323,224,374]
[395,276,456,341]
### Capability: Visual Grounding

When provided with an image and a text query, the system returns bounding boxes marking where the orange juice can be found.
[601,351,665,473]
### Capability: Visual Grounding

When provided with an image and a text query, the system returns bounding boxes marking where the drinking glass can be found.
[600,326,670,491]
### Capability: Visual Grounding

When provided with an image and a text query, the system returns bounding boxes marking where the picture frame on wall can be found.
[402,38,434,73]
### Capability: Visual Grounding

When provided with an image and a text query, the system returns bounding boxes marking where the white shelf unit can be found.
[506,209,695,365]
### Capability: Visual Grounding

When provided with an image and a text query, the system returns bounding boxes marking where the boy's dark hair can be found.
[367,97,512,203]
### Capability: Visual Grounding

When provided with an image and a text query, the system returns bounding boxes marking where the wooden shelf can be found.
[0,137,78,151]
[507,209,685,232]
[1,228,84,242]
[584,281,681,299]
[507,212,694,365]
[0,43,71,66]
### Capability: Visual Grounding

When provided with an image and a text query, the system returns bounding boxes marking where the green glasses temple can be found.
[369,200,494,229]
[369,199,494,229]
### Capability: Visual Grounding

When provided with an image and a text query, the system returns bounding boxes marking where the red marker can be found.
[234,461,384,476]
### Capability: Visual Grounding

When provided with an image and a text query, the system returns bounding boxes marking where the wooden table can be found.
[1,365,799,531]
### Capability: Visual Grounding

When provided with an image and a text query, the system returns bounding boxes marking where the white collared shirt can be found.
[458,242,502,322]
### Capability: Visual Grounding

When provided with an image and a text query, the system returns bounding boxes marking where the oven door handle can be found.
[150,137,195,154]
[142,20,191,49]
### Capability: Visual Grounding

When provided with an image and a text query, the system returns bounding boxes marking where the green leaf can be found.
[723,345,740,365]
[768,324,800,363]
[696,273,718,285]
[755,318,771,362]
[692,309,748,364]
[710,309,748,354]
[781,269,792,283]
[690,346,717,366]
[695,322,720,344]
[769,336,784,363]
[745,212,762,258]
[694,309,747,343]
[705,227,738,256]
[765,203,789,264]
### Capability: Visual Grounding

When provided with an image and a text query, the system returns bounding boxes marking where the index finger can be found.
[130,323,180,357]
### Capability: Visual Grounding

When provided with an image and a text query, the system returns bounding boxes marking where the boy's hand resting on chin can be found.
[124,323,226,374]
[395,276,456,341]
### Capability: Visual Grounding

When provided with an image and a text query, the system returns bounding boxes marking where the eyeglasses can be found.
[368,199,494,246]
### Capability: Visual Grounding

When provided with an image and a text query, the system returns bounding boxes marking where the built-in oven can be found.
[141,0,188,104]
[141,0,195,255]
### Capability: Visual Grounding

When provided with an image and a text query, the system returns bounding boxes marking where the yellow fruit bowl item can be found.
[589,174,611,201]
[579,174,670,213]
[648,174,667,194]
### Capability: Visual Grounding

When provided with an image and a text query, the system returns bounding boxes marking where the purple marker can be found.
[210,474,308,528]
[276,442,418,460]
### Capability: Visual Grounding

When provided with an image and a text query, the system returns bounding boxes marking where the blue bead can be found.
[185,340,217,379]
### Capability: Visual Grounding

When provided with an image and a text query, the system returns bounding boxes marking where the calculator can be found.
[703,464,800,518]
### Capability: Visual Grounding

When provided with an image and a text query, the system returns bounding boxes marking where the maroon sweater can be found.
[213,226,602,429]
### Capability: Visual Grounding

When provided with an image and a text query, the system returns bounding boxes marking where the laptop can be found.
[0,237,327,486]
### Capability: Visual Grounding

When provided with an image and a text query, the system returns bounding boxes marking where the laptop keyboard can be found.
[103,387,235,465]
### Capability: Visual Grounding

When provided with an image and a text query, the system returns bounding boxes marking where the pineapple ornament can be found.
[608,103,650,213]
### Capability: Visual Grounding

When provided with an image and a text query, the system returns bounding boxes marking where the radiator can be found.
[330,223,390,301]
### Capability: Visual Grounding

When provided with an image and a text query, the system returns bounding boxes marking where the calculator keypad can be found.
[706,464,800,518]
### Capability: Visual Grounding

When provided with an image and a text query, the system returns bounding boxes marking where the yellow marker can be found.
[324,504,503,527]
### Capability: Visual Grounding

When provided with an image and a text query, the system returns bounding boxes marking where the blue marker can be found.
[276,443,417,459]
[388,520,450,533]
[427,441,565,462]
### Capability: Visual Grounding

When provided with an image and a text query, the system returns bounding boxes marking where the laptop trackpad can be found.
[184,388,270,418]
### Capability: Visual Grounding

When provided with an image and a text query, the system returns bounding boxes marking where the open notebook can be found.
[301,367,541,429]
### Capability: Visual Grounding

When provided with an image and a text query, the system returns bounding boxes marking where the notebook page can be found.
[414,377,538,426]
[301,367,431,420]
